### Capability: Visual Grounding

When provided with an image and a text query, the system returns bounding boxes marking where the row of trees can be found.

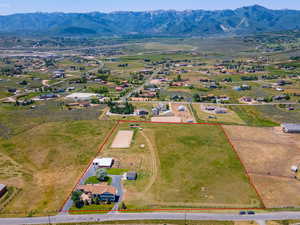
[108,101,134,115]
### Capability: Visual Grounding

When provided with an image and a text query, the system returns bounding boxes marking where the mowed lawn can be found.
[127,124,261,208]
[0,120,114,216]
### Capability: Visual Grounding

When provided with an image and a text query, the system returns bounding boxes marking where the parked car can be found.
[247,211,255,215]
[239,211,246,215]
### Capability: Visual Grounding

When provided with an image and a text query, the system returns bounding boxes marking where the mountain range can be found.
[0,5,300,37]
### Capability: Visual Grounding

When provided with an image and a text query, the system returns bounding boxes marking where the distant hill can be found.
[0,5,300,37]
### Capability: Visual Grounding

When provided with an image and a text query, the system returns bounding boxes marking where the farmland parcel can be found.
[119,123,262,209]
[223,125,300,208]
[0,120,114,216]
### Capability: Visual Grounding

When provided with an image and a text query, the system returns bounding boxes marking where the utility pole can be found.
[185,210,188,225]
[48,214,51,225]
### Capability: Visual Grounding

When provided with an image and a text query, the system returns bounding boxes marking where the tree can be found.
[96,168,108,181]
[193,94,201,102]
[92,86,109,94]
[71,190,82,202]
[175,74,182,82]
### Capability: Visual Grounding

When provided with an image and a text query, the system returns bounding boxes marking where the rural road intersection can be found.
[0,211,300,225]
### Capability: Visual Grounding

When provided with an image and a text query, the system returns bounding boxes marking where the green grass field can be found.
[124,123,262,209]
[69,204,113,214]
[229,106,279,127]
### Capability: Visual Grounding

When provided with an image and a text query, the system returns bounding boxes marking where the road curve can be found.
[1,212,300,225]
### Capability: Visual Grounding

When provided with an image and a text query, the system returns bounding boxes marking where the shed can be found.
[178,105,186,112]
[0,184,7,198]
[137,109,149,116]
[126,172,137,180]
[93,158,113,168]
[281,124,300,133]
[291,165,298,172]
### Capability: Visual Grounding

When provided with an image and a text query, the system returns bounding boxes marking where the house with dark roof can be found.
[77,184,117,202]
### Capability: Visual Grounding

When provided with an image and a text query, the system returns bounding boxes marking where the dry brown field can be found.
[223,125,300,208]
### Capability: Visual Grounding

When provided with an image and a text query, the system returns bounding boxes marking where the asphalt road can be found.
[1,211,300,225]
[125,100,300,106]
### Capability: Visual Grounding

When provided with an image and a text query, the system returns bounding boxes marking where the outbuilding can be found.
[65,93,100,101]
[177,105,186,112]
[291,165,298,172]
[0,184,7,198]
[93,158,114,168]
[281,124,300,133]
[126,172,137,180]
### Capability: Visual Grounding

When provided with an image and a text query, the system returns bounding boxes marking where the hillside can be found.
[0,5,300,37]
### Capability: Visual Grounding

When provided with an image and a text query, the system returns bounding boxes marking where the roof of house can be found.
[0,184,6,191]
[77,184,116,195]
[66,93,99,99]
[93,158,113,167]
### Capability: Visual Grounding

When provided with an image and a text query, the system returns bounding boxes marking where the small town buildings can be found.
[115,86,124,92]
[215,108,227,114]
[276,87,284,92]
[0,184,7,198]
[205,106,216,111]
[281,124,300,133]
[92,158,114,168]
[39,93,59,100]
[136,109,149,116]
[77,184,117,202]
[53,70,65,79]
[126,172,137,180]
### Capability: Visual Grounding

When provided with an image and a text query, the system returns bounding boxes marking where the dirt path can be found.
[98,107,110,120]
[140,130,159,194]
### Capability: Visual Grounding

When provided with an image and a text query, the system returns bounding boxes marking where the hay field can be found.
[223,125,300,208]
[122,123,261,209]
[0,120,114,216]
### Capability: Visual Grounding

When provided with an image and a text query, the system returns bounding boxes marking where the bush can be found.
[71,190,82,202]
[75,200,84,209]
[108,101,134,115]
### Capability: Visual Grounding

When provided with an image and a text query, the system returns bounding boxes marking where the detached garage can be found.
[93,158,114,168]
[281,124,300,133]
[126,172,137,180]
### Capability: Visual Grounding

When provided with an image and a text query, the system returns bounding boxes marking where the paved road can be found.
[2,211,300,225]
[125,100,300,106]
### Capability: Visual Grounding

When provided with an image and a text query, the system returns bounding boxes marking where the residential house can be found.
[136,109,149,116]
[77,184,117,202]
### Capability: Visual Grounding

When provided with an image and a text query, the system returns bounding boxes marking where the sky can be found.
[0,0,299,15]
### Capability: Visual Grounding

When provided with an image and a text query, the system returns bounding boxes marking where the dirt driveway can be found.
[170,103,195,123]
